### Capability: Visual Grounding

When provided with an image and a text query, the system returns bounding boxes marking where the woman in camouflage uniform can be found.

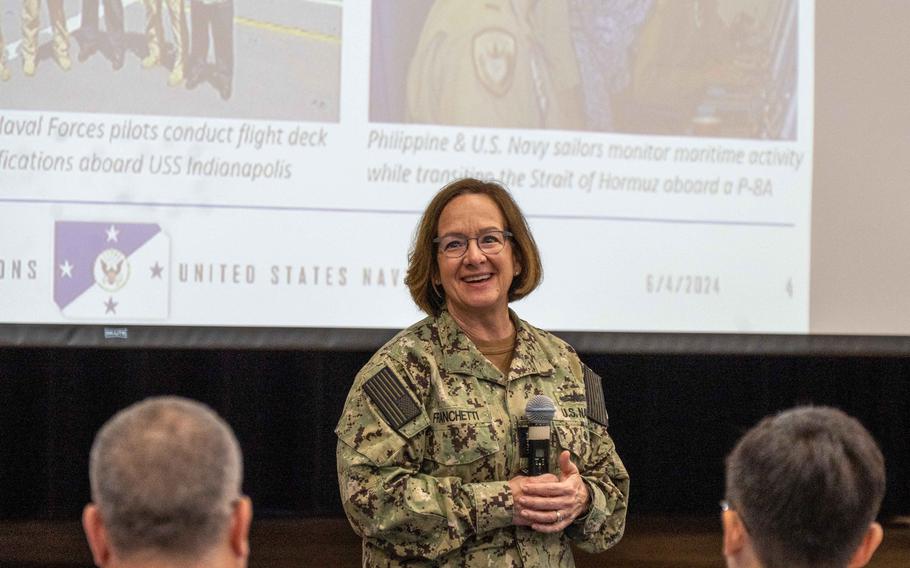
[336,178,629,567]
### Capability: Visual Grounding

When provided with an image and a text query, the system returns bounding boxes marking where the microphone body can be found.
[525,395,556,476]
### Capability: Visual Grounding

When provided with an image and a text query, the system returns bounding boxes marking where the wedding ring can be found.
[555,510,562,523]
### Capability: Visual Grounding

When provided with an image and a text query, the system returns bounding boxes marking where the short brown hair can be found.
[405,178,542,316]
[725,406,885,568]
[90,396,243,560]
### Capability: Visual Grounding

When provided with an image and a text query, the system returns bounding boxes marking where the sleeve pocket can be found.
[336,393,430,467]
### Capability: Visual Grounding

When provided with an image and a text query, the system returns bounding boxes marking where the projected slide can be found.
[0,0,812,334]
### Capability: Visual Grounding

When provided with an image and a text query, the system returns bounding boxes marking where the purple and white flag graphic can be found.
[54,222,170,320]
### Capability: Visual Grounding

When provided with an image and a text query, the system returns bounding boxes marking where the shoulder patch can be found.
[583,365,610,428]
[363,366,421,432]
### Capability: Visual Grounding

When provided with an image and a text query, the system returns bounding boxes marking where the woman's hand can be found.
[513,451,590,533]
[509,473,558,526]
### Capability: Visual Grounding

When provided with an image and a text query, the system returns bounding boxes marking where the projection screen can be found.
[0,0,908,352]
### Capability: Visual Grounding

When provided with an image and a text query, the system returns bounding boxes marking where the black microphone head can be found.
[526,395,556,423]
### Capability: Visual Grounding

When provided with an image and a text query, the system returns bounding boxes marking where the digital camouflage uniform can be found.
[336,310,629,567]
[406,0,584,130]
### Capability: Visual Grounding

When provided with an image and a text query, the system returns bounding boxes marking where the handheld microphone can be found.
[525,395,556,476]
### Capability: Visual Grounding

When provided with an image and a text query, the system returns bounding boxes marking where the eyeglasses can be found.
[433,230,513,259]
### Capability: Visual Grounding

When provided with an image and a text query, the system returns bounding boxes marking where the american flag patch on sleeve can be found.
[363,366,421,431]
[583,365,610,428]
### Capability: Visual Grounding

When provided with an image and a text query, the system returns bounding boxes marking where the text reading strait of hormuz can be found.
[367,129,450,155]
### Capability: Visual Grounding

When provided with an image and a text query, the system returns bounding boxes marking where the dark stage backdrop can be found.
[1,348,908,521]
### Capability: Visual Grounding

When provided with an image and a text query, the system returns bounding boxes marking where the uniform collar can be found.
[436,309,555,384]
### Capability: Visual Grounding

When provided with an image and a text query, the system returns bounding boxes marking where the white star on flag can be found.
[54,221,170,321]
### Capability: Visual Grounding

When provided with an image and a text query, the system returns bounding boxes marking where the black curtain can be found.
[1,348,907,520]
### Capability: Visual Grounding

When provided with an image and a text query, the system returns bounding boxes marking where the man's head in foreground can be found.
[83,396,251,568]
[723,405,885,568]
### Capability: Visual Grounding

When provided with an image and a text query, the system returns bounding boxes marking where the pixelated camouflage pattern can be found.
[336,310,629,567]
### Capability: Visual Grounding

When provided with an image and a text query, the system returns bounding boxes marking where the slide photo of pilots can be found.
[0,0,341,122]
[370,0,798,140]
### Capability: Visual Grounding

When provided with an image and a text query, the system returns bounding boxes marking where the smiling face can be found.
[435,193,520,321]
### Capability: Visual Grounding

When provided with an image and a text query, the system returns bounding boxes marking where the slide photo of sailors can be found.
[0,0,341,122]
[370,0,799,140]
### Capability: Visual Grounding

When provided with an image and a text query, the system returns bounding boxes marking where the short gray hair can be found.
[725,406,885,568]
[89,396,243,559]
